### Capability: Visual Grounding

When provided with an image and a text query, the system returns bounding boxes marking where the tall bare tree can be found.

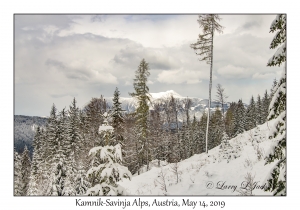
[190,14,224,154]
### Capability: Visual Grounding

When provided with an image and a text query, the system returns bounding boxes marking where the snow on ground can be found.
[119,119,279,195]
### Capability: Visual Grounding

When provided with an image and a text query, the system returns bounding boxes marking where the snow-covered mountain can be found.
[118,119,277,195]
[14,115,48,156]
[106,90,230,120]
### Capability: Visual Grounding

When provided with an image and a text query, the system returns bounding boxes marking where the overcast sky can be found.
[15,14,282,116]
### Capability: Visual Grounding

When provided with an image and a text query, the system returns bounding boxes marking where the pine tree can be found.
[225,103,235,138]
[14,149,22,196]
[190,14,224,153]
[246,96,256,130]
[75,167,91,195]
[67,98,82,161]
[27,126,42,195]
[86,119,132,195]
[129,59,151,171]
[256,95,263,125]
[212,107,224,148]
[179,121,187,160]
[111,87,124,146]
[267,15,286,67]
[62,98,82,196]
[45,104,59,163]
[270,78,278,99]
[52,152,67,196]
[264,14,286,196]
[20,146,31,195]
[234,100,246,136]
[262,90,270,123]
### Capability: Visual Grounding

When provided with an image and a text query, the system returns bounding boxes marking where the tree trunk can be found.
[205,21,214,154]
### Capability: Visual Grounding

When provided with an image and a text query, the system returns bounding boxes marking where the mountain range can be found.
[14,90,232,156]
[105,90,230,120]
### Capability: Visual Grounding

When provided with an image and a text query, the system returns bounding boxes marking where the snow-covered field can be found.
[119,119,278,196]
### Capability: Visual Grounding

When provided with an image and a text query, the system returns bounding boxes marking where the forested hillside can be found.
[14,115,48,156]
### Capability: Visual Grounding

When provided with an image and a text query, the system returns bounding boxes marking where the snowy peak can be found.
[149,90,182,99]
[104,90,230,121]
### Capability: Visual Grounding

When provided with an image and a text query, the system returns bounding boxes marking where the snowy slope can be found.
[119,119,278,195]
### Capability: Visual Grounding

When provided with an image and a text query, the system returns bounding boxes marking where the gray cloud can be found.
[14,14,282,116]
[45,59,66,69]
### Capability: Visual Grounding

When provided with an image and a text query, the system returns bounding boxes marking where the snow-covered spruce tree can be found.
[20,146,31,195]
[199,111,208,153]
[190,14,224,154]
[86,117,132,195]
[211,107,224,148]
[67,98,82,162]
[224,103,235,138]
[264,14,286,196]
[234,100,246,136]
[149,103,164,166]
[179,121,187,160]
[270,78,278,99]
[27,126,42,195]
[14,149,22,196]
[262,90,270,123]
[46,108,71,196]
[45,104,59,162]
[190,115,198,156]
[122,113,139,174]
[267,15,286,67]
[245,96,256,130]
[47,144,67,196]
[129,59,151,171]
[111,87,124,146]
[75,167,91,195]
[62,98,82,196]
[256,95,263,125]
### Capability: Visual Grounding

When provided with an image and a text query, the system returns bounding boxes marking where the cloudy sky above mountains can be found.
[15,14,282,116]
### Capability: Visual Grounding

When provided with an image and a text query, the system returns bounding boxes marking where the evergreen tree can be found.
[264,14,286,196]
[149,103,164,166]
[67,98,82,161]
[179,121,187,160]
[262,90,270,123]
[62,98,82,196]
[199,111,207,153]
[45,104,59,163]
[245,96,256,130]
[225,103,236,138]
[86,119,132,195]
[14,149,22,196]
[129,59,151,171]
[20,146,31,195]
[111,87,124,146]
[190,14,224,153]
[211,107,224,148]
[27,126,42,195]
[75,167,91,195]
[234,100,246,136]
[51,152,67,196]
[256,95,263,125]
[270,78,278,98]
[267,15,286,67]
